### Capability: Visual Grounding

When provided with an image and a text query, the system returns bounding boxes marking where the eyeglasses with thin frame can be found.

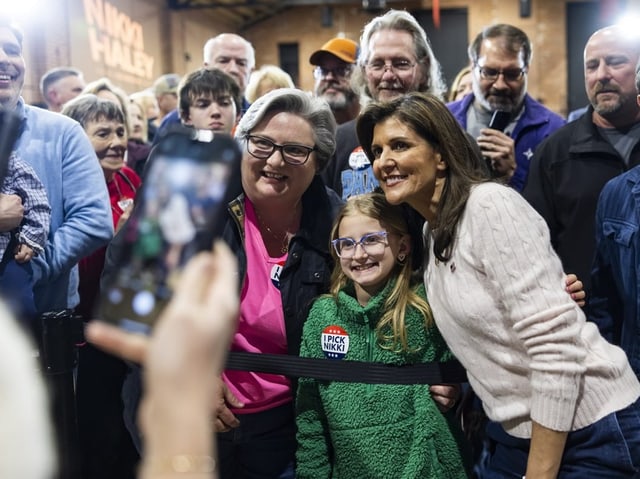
[313,65,352,80]
[332,231,389,258]
[365,58,416,75]
[245,134,317,166]
[475,64,527,82]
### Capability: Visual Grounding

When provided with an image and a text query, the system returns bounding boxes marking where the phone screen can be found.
[97,128,241,333]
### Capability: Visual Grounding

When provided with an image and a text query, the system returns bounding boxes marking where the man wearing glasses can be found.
[448,24,565,191]
[309,37,360,125]
[322,9,448,200]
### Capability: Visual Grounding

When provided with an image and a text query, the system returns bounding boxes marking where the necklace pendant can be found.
[256,210,293,256]
[281,238,289,254]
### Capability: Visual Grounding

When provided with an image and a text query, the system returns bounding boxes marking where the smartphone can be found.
[488,110,511,132]
[97,126,241,333]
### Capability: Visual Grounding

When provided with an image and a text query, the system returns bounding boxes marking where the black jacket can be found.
[222,175,343,355]
[102,175,342,353]
[103,175,343,453]
[522,107,636,294]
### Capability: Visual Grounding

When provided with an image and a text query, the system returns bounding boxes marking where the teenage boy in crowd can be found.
[177,68,242,135]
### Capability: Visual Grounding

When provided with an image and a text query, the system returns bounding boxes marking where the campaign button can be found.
[321,325,349,359]
[348,146,371,171]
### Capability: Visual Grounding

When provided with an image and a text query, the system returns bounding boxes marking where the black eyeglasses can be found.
[476,65,527,82]
[313,65,352,79]
[245,135,316,166]
[331,231,389,258]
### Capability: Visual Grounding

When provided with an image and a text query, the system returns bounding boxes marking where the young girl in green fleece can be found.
[296,192,469,478]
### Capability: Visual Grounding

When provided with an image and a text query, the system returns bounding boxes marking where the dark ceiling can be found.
[166,0,408,30]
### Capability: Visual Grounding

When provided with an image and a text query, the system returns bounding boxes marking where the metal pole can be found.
[36,310,84,479]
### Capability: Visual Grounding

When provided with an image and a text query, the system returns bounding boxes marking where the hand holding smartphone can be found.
[97,126,241,333]
[482,110,513,177]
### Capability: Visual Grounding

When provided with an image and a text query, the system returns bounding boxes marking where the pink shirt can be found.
[222,198,292,413]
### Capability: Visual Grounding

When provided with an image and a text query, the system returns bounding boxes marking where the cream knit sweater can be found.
[424,182,639,439]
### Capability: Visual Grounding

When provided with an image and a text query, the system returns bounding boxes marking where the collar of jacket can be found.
[568,106,624,156]
[228,174,342,255]
[451,93,552,132]
[511,94,560,134]
[624,164,640,191]
[337,278,396,327]
[15,97,28,136]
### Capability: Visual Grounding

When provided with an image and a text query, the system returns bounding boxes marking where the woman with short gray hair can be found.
[200,87,342,478]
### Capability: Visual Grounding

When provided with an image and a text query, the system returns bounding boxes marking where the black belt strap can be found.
[225,351,467,384]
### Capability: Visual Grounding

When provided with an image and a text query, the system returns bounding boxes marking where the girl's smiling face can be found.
[336,214,409,306]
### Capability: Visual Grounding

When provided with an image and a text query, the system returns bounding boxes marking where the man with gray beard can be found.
[321,10,448,199]
[448,24,565,191]
[523,24,640,296]
[309,37,360,125]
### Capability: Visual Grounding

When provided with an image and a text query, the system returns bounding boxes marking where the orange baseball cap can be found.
[309,37,358,65]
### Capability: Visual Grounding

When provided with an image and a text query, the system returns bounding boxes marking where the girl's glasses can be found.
[332,231,389,258]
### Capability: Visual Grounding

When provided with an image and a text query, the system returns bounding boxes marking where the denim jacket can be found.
[589,165,640,378]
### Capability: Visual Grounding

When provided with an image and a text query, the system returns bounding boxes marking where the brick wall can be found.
[19,0,607,117]
[242,0,602,118]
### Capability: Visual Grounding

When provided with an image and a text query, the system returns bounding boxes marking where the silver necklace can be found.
[256,210,298,254]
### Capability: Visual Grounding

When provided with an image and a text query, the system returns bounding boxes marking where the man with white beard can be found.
[320,10,448,199]
[309,37,360,125]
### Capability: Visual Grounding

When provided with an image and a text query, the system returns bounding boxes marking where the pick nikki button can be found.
[321,325,349,359]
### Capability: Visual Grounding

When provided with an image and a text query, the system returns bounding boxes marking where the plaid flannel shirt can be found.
[0,153,51,260]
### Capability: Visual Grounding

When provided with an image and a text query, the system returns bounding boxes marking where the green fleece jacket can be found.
[296,281,469,479]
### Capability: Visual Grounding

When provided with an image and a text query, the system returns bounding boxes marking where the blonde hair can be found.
[245,65,295,103]
[130,89,159,121]
[128,96,149,143]
[329,192,433,352]
[447,65,472,102]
